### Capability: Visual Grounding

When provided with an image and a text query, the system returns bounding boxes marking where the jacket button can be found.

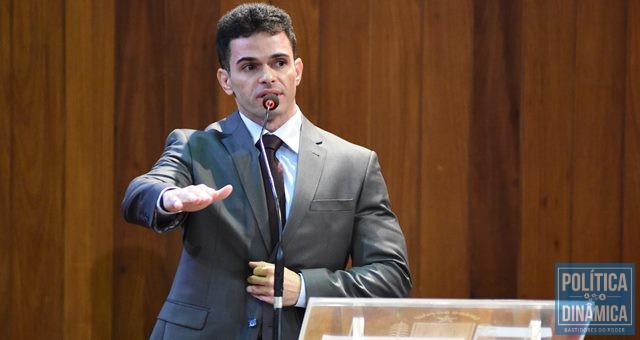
[248,318,257,328]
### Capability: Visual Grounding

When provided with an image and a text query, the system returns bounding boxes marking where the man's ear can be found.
[217,68,234,95]
[294,58,303,86]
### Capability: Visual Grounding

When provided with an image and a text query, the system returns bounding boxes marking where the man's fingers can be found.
[163,184,233,213]
[192,185,214,202]
[163,191,184,212]
[246,282,274,302]
[171,199,184,211]
[189,184,232,204]
[247,262,275,291]
[247,274,272,286]
[246,261,294,306]
[249,261,274,276]
[212,184,233,201]
[249,261,270,269]
[167,191,203,211]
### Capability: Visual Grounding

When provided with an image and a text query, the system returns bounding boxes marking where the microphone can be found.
[258,93,284,340]
[262,93,279,111]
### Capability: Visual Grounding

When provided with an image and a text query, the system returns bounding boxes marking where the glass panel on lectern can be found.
[299,298,588,340]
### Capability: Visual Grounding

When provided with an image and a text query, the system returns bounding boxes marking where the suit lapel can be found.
[282,117,325,245]
[218,112,272,251]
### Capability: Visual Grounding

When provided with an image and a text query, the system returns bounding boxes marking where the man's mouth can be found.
[256,90,281,99]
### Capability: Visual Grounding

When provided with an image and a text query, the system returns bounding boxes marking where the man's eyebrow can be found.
[270,53,290,60]
[235,56,258,65]
[234,53,291,65]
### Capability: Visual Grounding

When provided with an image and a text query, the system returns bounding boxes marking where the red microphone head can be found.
[262,94,279,110]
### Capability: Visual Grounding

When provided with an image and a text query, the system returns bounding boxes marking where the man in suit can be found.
[122,3,411,339]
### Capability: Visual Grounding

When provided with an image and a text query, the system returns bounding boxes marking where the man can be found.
[122,3,411,339]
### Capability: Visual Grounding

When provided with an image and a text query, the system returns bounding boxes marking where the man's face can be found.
[217,31,303,129]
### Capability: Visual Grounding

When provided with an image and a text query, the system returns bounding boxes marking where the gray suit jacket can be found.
[122,112,411,339]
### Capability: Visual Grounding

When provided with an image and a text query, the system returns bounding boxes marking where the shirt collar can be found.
[239,106,302,154]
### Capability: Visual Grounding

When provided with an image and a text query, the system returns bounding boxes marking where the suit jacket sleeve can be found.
[300,151,412,299]
[121,129,193,233]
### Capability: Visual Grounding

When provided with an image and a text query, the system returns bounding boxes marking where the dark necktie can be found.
[256,134,286,250]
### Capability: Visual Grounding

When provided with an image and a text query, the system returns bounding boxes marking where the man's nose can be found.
[259,67,276,83]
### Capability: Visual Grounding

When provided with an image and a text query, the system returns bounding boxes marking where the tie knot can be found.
[259,134,284,151]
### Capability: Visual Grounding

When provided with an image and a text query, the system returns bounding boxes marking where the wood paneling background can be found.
[1,0,638,338]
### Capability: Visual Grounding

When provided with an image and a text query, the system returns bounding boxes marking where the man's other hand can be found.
[246,261,301,306]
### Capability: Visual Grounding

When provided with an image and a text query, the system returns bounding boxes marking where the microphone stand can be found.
[257,97,284,340]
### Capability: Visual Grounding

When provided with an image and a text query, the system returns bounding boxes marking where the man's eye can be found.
[275,60,287,67]
[242,64,255,71]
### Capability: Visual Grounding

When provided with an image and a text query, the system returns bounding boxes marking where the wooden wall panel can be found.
[624,0,640,317]
[623,1,640,255]
[469,0,522,298]
[318,0,371,147]
[274,0,320,124]
[163,0,221,129]
[64,1,114,339]
[519,0,575,299]
[0,0,12,336]
[11,0,66,338]
[114,1,181,338]
[370,0,422,297]
[571,0,626,262]
[2,1,640,338]
[420,0,472,298]
[624,0,640,266]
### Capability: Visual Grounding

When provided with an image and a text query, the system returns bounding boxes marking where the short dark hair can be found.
[216,3,297,71]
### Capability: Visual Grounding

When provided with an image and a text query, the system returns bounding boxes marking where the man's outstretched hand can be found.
[162,184,233,213]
